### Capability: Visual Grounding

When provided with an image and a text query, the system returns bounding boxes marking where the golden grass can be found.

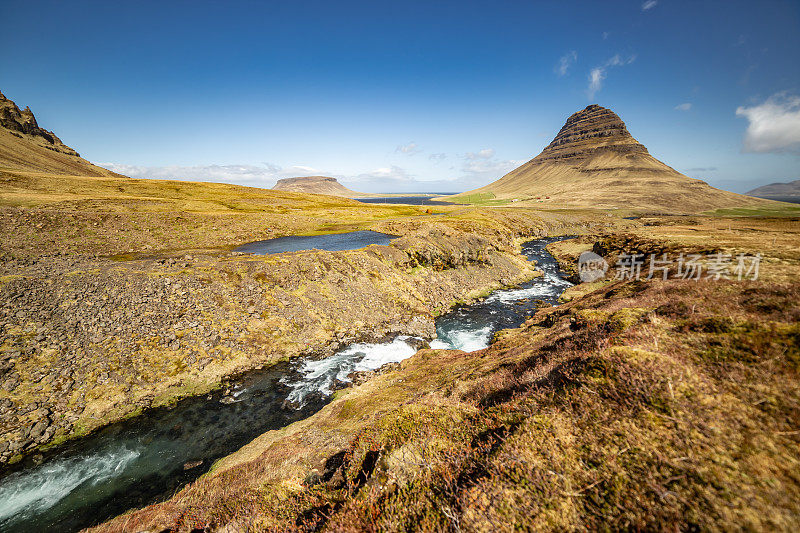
[445,147,781,214]
[0,128,119,177]
[0,168,446,257]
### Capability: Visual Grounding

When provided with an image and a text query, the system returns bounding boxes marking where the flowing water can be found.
[0,236,572,532]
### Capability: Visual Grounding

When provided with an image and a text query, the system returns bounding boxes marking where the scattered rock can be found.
[183,460,203,470]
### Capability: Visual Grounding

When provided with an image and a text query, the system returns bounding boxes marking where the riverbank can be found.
[0,237,575,532]
[0,207,605,466]
[89,217,800,532]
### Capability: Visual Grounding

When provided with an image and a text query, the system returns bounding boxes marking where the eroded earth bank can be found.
[0,209,599,465]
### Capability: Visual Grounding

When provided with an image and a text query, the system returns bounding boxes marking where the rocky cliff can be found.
[0,89,120,177]
[537,104,647,162]
[0,90,80,157]
[451,104,769,213]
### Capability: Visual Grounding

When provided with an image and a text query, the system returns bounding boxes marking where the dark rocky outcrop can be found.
[537,104,648,163]
[0,90,80,157]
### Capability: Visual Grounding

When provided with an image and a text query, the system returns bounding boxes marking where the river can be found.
[0,236,573,532]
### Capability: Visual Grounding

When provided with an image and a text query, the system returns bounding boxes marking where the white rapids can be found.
[0,446,140,527]
[283,335,420,405]
[429,325,493,352]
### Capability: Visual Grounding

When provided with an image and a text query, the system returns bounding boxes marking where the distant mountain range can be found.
[448,104,769,213]
[747,179,800,201]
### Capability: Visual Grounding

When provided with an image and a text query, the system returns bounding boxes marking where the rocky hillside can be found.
[0,91,79,157]
[450,104,769,213]
[273,176,368,197]
[747,179,800,199]
[0,90,119,177]
[537,103,648,162]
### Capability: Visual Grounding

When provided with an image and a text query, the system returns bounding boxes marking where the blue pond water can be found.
[234,230,396,254]
[355,196,456,206]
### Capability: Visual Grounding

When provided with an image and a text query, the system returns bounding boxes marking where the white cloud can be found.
[736,93,800,153]
[555,51,577,76]
[464,148,495,160]
[96,162,323,186]
[606,54,636,67]
[602,31,610,40]
[395,141,421,155]
[428,152,447,161]
[341,166,462,193]
[348,165,414,182]
[587,68,606,100]
[458,150,525,185]
[461,158,522,177]
[642,0,658,11]
[346,150,524,193]
[675,103,692,111]
[586,54,636,100]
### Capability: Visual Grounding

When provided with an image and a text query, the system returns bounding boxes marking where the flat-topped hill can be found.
[272,176,368,197]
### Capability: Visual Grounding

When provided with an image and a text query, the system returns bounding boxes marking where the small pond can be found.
[234,230,396,254]
[355,196,456,206]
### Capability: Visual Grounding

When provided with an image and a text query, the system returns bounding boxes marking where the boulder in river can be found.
[183,460,203,470]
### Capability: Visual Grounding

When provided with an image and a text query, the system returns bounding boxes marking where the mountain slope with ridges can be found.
[449,105,772,213]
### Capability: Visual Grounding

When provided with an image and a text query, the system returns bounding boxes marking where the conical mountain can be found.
[452,104,769,213]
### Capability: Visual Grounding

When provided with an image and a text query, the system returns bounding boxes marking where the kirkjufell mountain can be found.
[0,90,120,177]
[453,104,767,212]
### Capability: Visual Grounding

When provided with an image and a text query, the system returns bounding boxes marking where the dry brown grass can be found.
[0,128,119,177]
[447,148,776,214]
[0,168,437,257]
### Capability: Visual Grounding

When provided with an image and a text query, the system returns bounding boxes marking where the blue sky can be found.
[2,0,799,193]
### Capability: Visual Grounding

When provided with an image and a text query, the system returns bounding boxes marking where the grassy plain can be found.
[0,168,439,258]
[0,165,607,465]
